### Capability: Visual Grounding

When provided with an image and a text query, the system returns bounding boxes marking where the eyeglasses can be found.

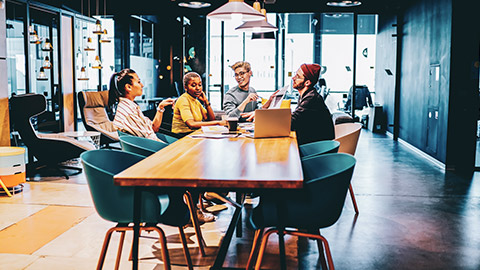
[234,71,248,78]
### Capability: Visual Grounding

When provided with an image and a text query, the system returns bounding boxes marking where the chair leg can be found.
[286,230,335,270]
[246,228,264,270]
[349,184,359,214]
[178,226,194,270]
[316,230,328,270]
[148,226,171,270]
[184,191,207,256]
[254,228,278,270]
[114,231,126,270]
[97,227,117,270]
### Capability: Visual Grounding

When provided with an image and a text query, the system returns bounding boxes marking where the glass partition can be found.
[6,1,26,96]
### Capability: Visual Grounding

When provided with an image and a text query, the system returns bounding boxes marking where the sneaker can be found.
[203,192,228,204]
[197,209,216,224]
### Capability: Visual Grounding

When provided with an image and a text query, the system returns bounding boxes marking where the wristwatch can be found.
[157,106,165,113]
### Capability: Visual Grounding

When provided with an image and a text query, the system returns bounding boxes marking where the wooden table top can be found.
[114,130,303,190]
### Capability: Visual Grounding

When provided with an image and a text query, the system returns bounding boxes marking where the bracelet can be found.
[157,106,165,113]
[205,102,211,107]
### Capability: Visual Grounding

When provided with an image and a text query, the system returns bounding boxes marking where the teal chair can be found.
[119,136,208,257]
[80,149,194,270]
[119,135,169,157]
[299,140,340,159]
[117,130,178,145]
[246,153,356,270]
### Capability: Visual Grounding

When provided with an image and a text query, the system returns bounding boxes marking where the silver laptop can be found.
[253,108,292,138]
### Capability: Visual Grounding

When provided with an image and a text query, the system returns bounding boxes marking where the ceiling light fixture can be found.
[326,0,362,7]
[84,37,96,51]
[92,55,102,69]
[99,29,111,43]
[251,31,275,40]
[37,67,48,81]
[78,66,89,80]
[43,56,52,69]
[235,3,278,33]
[92,0,103,34]
[178,1,211,9]
[41,38,53,51]
[207,0,264,22]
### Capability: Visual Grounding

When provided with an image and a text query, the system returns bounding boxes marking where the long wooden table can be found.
[114,130,303,270]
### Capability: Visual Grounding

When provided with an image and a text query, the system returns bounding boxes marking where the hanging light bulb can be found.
[78,66,89,80]
[207,0,264,22]
[43,56,52,69]
[37,67,48,80]
[92,55,102,69]
[235,7,278,33]
[93,19,103,34]
[41,38,53,51]
[99,29,111,43]
[84,37,96,51]
[29,30,41,44]
[29,25,36,35]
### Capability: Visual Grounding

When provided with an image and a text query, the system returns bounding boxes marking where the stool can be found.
[0,147,26,197]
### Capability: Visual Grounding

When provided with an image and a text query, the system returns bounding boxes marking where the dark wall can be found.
[375,14,397,134]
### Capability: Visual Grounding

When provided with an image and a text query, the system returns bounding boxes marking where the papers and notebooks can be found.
[189,126,239,139]
[253,108,291,138]
[269,85,289,109]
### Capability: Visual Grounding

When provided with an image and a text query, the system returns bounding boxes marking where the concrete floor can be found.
[1,129,480,269]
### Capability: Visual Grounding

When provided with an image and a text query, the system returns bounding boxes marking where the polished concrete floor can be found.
[1,129,480,269]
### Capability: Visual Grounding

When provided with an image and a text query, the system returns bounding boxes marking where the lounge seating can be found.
[9,93,95,179]
[78,90,119,148]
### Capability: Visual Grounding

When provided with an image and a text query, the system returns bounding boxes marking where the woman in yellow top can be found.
[172,72,226,136]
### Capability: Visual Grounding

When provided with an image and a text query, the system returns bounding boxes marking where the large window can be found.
[6,1,26,96]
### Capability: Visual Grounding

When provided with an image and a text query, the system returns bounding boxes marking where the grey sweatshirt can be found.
[223,85,258,118]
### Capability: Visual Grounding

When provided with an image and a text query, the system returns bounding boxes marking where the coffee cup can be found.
[227,118,238,132]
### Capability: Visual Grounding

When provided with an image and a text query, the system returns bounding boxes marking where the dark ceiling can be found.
[39,0,406,18]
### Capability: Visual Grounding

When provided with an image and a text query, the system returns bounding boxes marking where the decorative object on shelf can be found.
[37,67,48,81]
[41,38,53,51]
[92,55,102,69]
[235,2,278,33]
[207,0,264,22]
[43,56,52,69]
[84,37,96,51]
[99,29,111,43]
[326,0,362,7]
[29,30,41,44]
[78,66,89,80]
[178,1,211,8]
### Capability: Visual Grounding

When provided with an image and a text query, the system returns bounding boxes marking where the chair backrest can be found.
[78,91,119,142]
[156,133,178,144]
[9,93,46,145]
[299,140,340,159]
[119,135,168,157]
[252,153,356,230]
[334,123,362,155]
[80,149,165,223]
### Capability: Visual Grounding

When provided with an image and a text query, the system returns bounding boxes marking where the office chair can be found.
[81,149,194,270]
[299,140,340,159]
[246,153,356,270]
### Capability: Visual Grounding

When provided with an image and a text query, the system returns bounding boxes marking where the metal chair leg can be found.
[286,230,335,270]
[254,228,278,270]
[114,231,126,270]
[316,230,328,270]
[349,184,359,214]
[149,226,171,270]
[184,191,207,256]
[97,227,117,270]
[178,226,194,270]
[246,228,264,270]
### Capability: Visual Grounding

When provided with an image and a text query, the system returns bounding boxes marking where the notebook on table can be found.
[252,108,291,138]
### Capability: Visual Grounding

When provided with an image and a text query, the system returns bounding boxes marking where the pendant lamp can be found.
[78,66,89,80]
[326,0,362,7]
[37,67,48,80]
[207,0,264,22]
[43,56,52,69]
[99,29,111,43]
[92,55,102,69]
[178,1,211,8]
[84,37,96,51]
[235,6,277,33]
[251,31,275,40]
[41,38,53,51]
[29,30,41,44]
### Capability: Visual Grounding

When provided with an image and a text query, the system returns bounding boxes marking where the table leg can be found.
[277,200,287,270]
[210,193,244,270]
[132,188,141,270]
[236,192,243,238]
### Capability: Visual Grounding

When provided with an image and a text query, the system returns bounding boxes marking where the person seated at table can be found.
[223,61,259,119]
[108,68,175,143]
[172,71,226,137]
[242,63,334,145]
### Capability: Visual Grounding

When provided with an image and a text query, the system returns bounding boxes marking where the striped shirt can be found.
[113,97,160,141]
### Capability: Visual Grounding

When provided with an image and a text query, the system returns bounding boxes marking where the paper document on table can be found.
[201,126,229,134]
[190,133,240,139]
[270,85,289,109]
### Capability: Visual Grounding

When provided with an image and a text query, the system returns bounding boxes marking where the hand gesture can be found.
[158,98,175,111]
[240,111,255,122]
[244,93,259,103]
[263,89,280,109]
[198,91,208,104]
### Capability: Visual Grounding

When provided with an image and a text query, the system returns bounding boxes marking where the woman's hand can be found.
[198,91,208,104]
[158,98,176,111]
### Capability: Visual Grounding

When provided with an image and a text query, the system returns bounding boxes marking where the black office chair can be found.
[9,93,95,179]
